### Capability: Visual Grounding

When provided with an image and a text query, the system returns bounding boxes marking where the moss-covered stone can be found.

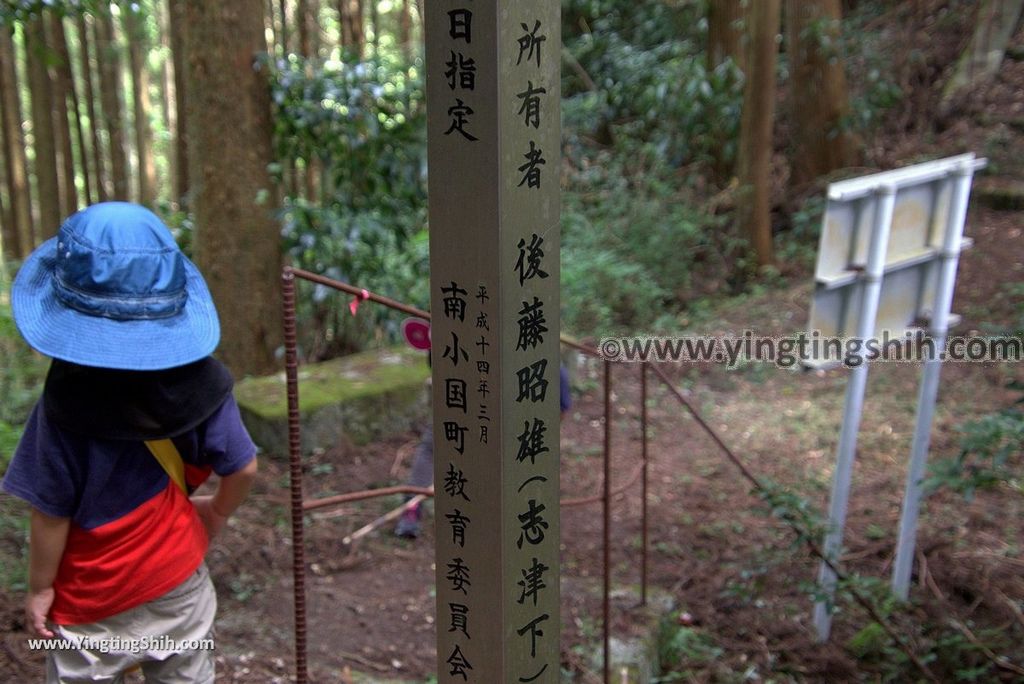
[235,347,430,455]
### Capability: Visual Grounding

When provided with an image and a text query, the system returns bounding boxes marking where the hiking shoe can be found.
[395,504,422,539]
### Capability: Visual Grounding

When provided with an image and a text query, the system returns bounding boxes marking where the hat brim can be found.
[11,237,221,370]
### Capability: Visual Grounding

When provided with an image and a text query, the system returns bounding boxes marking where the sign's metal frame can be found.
[807,154,985,641]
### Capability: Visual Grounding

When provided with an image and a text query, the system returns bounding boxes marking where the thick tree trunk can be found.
[123,4,157,207]
[707,0,746,180]
[168,0,189,204]
[297,0,311,56]
[708,0,745,73]
[785,0,859,190]
[368,0,378,57]
[185,0,282,375]
[278,0,290,53]
[25,16,62,237]
[265,0,277,52]
[399,0,412,62]
[309,0,321,57]
[338,0,364,59]
[297,0,318,202]
[0,121,13,261]
[0,25,34,256]
[96,10,131,201]
[274,0,297,197]
[49,14,86,211]
[77,14,108,202]
[736,0,780,268]
[0,175,10,263]
[941,0,1024,112]
[61,16,94,205]
[158,0,174,192]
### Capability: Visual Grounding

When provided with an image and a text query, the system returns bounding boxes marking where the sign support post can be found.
[425,2,561,681]
[813,185,896,642]
[891,162,976,599]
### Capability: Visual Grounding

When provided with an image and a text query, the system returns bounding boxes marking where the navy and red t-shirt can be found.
[1,394,256,625]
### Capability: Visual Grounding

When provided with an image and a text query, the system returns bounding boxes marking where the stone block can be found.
[234,347,430,455]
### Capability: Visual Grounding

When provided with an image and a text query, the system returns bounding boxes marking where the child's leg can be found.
[45,639,129,684]
[46,614,136,684]
[45,564,216,683]
[138,563,217,684]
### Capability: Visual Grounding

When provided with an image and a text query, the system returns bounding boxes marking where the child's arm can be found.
[26,508,70,638]
[191,457,257,539]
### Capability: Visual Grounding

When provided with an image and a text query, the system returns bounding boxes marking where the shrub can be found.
[925,389,1024,500]
[267,54,429,358]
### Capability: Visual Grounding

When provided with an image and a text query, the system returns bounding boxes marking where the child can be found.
[2,202,258,683]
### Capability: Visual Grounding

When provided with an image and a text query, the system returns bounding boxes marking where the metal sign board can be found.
[426,2,561,682]
[814,153,974,283]
[806,154,982,368]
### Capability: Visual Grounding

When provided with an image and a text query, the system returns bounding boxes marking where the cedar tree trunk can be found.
[185,0,282,375]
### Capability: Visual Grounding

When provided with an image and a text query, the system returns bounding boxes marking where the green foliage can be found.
[776,194,826,268]
[656,620,724,682]
[847,614,1007,682]
[562,1,744,170]
[0,273,47,434]
[561,244,662,335]
[925,388,1024,500]
[556,1,752,337]
[739,449,1023,682]
[849,62,903,134]
[0,421,21,473]
[756,478,827,546]
[560,145,731,336]
[156,203,196,258]
[563,0,694,48]
[0,494,28,591]
[832,562,1017,682]
[228,571,258,603]
[847,622,889,659]
[266,54,429,357]
[839,3,905,134]
[268,55,425,210]
[0,1,99,26]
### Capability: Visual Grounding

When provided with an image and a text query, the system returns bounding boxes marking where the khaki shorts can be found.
[46,563,217,684]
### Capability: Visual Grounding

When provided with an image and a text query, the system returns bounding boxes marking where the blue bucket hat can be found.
[11,202,220,370]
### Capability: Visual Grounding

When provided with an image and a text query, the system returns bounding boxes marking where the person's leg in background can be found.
[395,425,433,538]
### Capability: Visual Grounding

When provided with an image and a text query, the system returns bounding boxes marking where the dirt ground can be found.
[3,13,1024,684]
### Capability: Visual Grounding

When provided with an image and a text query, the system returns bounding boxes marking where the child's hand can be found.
[26,588,56,638]
[191,495,229,539]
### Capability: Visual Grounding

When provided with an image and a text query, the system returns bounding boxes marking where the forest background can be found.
[1,0,958,382]
[0,0,1016,374]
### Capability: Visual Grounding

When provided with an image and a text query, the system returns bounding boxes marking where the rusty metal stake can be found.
[282,269,308,684]
[603,360,612,684]
[640,363,648,607]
